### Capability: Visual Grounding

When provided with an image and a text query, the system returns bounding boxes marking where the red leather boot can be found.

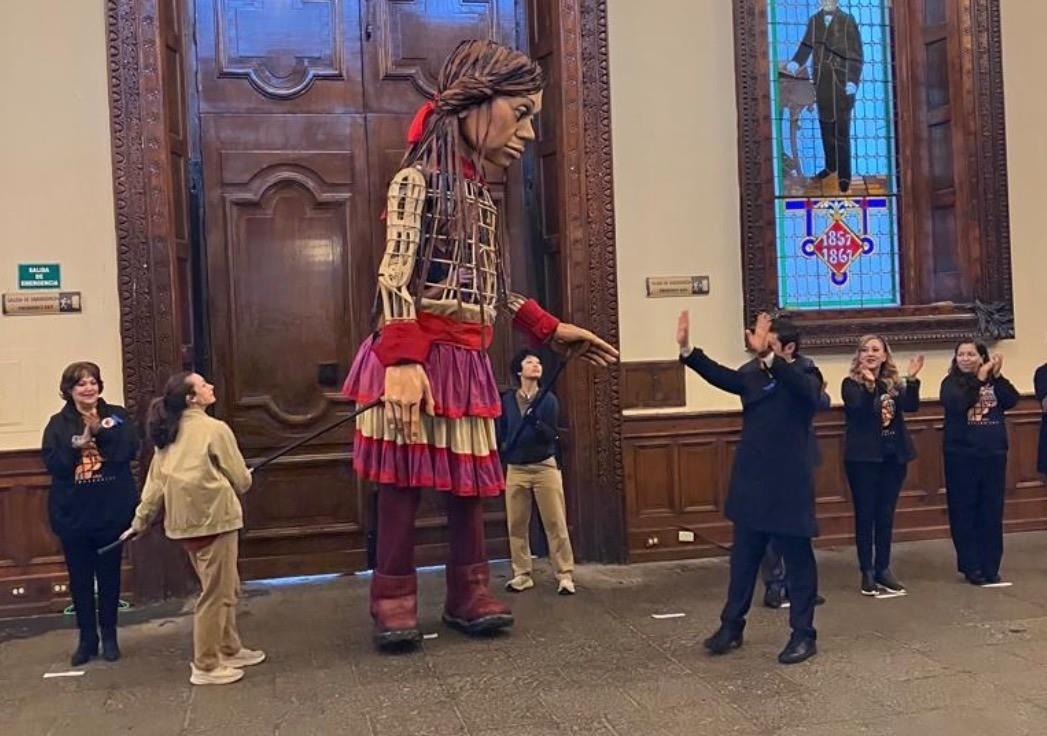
[370,572,422,649]
[443,562,514,635]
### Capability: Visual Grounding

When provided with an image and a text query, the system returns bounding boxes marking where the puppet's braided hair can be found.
[401,41,543,321]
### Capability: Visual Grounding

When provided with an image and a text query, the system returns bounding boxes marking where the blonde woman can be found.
[841,336,923,596]
[121,372,264,685]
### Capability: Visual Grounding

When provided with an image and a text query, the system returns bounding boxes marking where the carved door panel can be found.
[196,0,364,113]
[195,0,375,578]
[361,0,516,113]
[199,114,374,577]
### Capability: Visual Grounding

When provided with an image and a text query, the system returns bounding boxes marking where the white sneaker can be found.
[190,663,244,686]
[221,648,267,667]
[557,578,576,595]
[505,574,534,592]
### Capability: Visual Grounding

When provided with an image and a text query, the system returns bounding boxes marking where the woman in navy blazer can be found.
[841,335,923,597]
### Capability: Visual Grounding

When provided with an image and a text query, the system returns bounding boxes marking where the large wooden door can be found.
[192,0,523,578]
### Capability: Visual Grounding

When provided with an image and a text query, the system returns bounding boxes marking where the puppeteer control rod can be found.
[96,399,382,556]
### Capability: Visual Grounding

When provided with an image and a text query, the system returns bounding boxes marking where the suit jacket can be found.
[681,350,822,538]
[792,10,864,102]
[841,377,920,463]
[740,354,828,467]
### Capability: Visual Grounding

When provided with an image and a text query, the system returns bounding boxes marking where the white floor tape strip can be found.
[980,581,1013,588]
[651,612,686,619]
[423,633,439,639]
[43,671,85,679]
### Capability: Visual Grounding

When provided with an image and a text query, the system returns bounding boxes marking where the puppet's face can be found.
[821,0,840,12]
[460,91,543,169]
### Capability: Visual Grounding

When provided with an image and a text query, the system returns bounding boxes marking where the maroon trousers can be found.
[374,486,486,574]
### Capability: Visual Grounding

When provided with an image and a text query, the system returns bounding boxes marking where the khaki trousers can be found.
[505,460,575,580]
[187,530,242,671]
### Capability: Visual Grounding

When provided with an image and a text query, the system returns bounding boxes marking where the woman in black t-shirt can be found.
[940,341,1019,585]
[842,335,923,597]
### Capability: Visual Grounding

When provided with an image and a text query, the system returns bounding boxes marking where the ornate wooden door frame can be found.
[106,0,625,600]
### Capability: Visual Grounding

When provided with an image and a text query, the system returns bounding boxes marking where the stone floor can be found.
[4,533,1047,735]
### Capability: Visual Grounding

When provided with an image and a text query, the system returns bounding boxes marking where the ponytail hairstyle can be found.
[147,372,195,449]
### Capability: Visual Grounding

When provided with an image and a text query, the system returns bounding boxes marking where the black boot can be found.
[875,569,906,594]
[763,585,787,609]
[71,636,99,667]
[778,633,817,665]
[702,626,743,655]
[965,571,987,586]
[101,629,121,662]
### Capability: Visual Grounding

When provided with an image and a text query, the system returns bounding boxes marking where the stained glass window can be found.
[768,0,900,310]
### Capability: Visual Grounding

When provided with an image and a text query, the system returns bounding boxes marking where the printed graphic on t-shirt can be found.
[879,394,896,430]
[967,384,998,425]
[75,441,104,482]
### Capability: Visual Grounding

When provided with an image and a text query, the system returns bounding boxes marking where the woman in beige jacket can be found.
[121,372,264,685]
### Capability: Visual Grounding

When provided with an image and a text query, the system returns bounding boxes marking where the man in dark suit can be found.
[787,0,863,192]
[676,311,822,665]
[761,362,830,609]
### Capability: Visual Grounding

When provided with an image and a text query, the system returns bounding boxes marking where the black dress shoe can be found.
[965,571,987,586]
[978,574,1003,586]
[875,569,906,594]
[702,627,743,655]
[101,632,121,662]
[814,594,826,606]
[839,178,851,192]
[813,168,833,180]
[778,635,817,665]
[860,571,878,596]
[71,640,98,667]
[763,586,787,609]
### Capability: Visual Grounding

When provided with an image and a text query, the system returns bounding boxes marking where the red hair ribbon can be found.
[407,98,438,145]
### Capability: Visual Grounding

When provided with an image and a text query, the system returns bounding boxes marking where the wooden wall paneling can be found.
[623,397,1047,562]
[0,452,134,617]
[620,361,686,410]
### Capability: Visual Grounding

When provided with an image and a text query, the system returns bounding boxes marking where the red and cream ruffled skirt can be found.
[342,334,504,497]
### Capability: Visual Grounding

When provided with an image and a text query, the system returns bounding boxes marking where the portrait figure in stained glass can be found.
[785,0,863,193]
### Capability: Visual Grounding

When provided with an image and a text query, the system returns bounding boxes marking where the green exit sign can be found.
[18,264,61,289]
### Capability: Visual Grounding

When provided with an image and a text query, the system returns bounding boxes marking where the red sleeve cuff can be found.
[513,298,561,343]
[372,321,432,366]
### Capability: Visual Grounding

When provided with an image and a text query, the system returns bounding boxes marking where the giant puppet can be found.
[342,40,618,649]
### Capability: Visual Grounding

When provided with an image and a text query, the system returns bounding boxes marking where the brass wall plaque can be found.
[2,292,82,315]
[645,276,710,298]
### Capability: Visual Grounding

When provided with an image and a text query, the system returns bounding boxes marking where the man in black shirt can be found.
[677,311,822,664]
